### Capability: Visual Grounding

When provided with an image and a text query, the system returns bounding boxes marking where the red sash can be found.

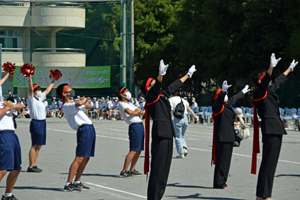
[211,104,224,165]
[144,94,164,181]
[251,91,267,174]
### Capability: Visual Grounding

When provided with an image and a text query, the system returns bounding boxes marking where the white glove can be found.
[289,59,298,71]
[222,80,232,92]
[187,65,197,78]
[159,60,169,76]
[242,85,251,94]
[270,53,281,68]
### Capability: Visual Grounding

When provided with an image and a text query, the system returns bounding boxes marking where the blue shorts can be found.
[0,130,22,171]
[129,122,144,151]
[103,109,110,112]
[76,124,96,157]
[30,119,46,146]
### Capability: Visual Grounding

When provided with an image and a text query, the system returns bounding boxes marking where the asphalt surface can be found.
[0,118,299,200]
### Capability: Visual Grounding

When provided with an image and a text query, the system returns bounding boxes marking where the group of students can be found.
[0,53,296,200]
[212,53,298,200]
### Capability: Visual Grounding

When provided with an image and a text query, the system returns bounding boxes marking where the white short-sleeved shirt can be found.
[119,102,142,125]
[0,105,14,131]
[63,103,92,130]
[169,96,188,115]
[27,92,46,120]
[107,100,113,109]
[113,101,119,109]
[90,101,94,107]
[94,101,99,109]
[191,102,198,110]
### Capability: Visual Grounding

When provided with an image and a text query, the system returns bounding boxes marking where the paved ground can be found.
[0,118,299,200]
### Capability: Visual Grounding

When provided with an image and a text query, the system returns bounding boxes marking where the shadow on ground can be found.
[0,186,62,192]
[275,174,300,178]
[167,182,212,189]
[168,193,246,199]
[60,173,119,178]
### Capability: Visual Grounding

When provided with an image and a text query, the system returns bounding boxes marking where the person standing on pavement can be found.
[212,81,250,189]
[57,83,95,192]
[26,74,56,173]
[0,101,24,200]
[169,91,198,158]
[251,53,298,200]
[116,87,144,178]
[140,60,197,200]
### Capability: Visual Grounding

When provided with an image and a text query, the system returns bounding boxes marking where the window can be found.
[0,30,18,49]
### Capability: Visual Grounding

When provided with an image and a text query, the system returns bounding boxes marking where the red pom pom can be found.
[49,69,62,81]
[20,63,35,77]
[2,62,16,77]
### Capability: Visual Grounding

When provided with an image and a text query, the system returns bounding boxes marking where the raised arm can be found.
[228,85,250,106]
[29,75,34,97]
[270,59,298,93]
[44,75,55,95]
[0,73,9,86]
[162,65,197,98]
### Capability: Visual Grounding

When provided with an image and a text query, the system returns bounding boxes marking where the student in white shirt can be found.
[116,87,144,178]
[26,74,56,173]
[0,100,24,200]
[190,97,198,123]
[57,83,95,192]
[169,91,197,158]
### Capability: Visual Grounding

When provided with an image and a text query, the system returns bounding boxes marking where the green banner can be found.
[13,66,111,89]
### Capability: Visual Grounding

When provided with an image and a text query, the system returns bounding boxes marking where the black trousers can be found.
[256,134,282,198]
[213,141,233,188]
[147,137,173,200]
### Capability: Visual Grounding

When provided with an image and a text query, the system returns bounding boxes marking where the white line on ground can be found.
[48,128,300,165]
[85,182,147,199]
[189,147,300,165]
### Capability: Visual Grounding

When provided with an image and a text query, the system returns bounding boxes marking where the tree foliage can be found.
[134,0,300,107]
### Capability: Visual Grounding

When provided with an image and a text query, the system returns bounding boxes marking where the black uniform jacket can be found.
[253,73,287,135]
[213,91,245,142]
[145,79,183,139]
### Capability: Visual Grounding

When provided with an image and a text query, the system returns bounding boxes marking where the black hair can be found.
[251,69,266,84]
[115,86,128,100]
[56,83,69,99]
[140,78,154,95]
[33,84,42,92]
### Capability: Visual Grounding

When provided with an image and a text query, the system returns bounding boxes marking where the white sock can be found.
[4,193,12,198]
[65,182,71,186]
[74,181,81,184]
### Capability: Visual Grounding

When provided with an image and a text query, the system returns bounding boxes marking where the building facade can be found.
[0,1,86,98]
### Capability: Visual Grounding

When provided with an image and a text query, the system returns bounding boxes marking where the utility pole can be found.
[121,0,127,87]
[129,0,134,95]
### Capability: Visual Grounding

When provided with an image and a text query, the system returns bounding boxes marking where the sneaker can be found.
[74,182,90,190]
[119,171,134,178]
[1,195,18,200]
[176,153,185,159]
[27,166,42,172]
[183,147,188,157]
[63,183,81,192]
[128,170,143,177]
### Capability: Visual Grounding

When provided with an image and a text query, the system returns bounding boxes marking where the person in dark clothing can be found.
[251,53,298,200]
[140,60,197,200]
[212,81,250,189]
